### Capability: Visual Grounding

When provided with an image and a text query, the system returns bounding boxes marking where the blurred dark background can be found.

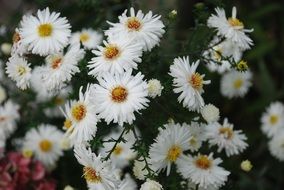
[1,0,284,189]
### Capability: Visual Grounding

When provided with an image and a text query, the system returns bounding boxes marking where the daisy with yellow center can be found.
[169,56,210,112]
[92,71,148,126]
[22,124,64,169]
[71,28,102,50]
[206,118,248,157]
[106,7,165,51]
[61,85,98,143]
[177,153,230,189]
[88,37,142,77]
[6,55,31,90]
[74,145,120,189]
[207,6,254,50]
[20,7,71,56]
[221,70,252,98]
[40,43,85,91]
[261,102,284,138]
[149,123,192,176]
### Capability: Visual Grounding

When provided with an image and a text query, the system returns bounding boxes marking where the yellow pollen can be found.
[17,66,27,76]
[166,145,182,162]
[219,127,234,139]
[71,103,87,121]
[38,23,53,37]
[111,86,128,103]
[39,139,52,152]
[233,79,243,89]
[126,17,142,31]
[51,57,62,69]
[22,149,33,158]
[104,45,120,60]
[195,155,212,170]
[189,137,197,146]
[228,18,244,29]
[80,33,90,42]
[113,145,123,156]
[236,60,248,71]
[83,167,102,183]
[270,115,279,125]
[13,32,21,43]
[64,119,72,130]
[189,73,203,90]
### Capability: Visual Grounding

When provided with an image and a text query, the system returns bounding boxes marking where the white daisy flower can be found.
[71,28,103,50]
[20,7,71,56]
[206,118,248,156]
[201,104,220,123]
[268,131,284,161]
[88,37,142,77]
[169,56,211,112]
[118,174,137,190]
[74,145,120,190]
[22,124,64,169]
[61,85,98,143]
[149,123,191,176]
[220,70,252,98]
[40,43,85,91]
[0,100,20,139]
[177,153,230,189]
[99,126,137,169]
[187,122,207,152]
[207,7,253,50]
[105,7,165,51]
[140,179,163,190]
[203,38,243,74]
[6,55,32,90]
[92,71,149,126]
[0,85,6,104]
[147,79,164,98]
[133,160,148,180]
[261,102,284,138]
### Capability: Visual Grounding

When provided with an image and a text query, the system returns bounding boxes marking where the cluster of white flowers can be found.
[204,7,254,99]
[261,102,284,161]
[148,104,248,189]
[0,5,255,190]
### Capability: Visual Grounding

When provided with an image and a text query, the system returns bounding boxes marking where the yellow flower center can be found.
[22,149,33,158]
[219,127,234,139]
[236,60,248,71]
[228,18,244,29]
[64,119,72,130]
[189,136,197,146]
[104,45,120,60]
[166,145,182,162]
[54,97,64,105]
[126,17,142,31]
[39,139,52,152]
[71,103,87,122]
[195,155,212,170]
[113,145,123,156]
[13,32,21,43]
[233,79,243,89]
[51,57,63,69]
[38,23,53,37]
[17,66,27,76]
[111,86,128,103]
[83,167,102,183]
[269,115,279,125]
[189,73,203,91]
[80,33,90,42]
